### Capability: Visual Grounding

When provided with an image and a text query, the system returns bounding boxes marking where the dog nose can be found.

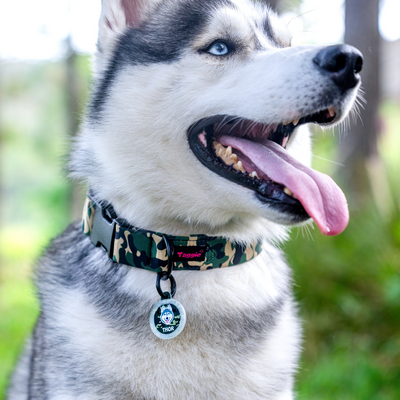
[313,44,363,91]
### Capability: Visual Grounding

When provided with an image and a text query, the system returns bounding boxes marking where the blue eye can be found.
[208,41,229,56]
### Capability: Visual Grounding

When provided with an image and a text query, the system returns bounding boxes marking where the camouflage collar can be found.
[82,195,263,274]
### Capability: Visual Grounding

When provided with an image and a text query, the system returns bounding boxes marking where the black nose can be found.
[313,44,363,91]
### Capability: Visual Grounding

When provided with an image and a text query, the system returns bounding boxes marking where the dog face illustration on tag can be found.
[150,299,186,340]
[160,305,174,325]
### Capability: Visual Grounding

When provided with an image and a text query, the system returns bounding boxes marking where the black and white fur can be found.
[8,0,361,399]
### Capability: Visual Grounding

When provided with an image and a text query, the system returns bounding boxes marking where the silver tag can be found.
[149,298,186,340]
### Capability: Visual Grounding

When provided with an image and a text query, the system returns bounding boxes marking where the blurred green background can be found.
[1,0,399,399]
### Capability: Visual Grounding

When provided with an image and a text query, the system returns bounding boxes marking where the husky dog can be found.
[8,0,363,399]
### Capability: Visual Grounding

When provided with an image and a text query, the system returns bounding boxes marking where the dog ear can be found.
[98,0,154,53]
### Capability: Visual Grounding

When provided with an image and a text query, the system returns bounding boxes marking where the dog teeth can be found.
[213,141,240,167]
[282,119,300,126]
[284,187,293,196]
[250,171,259,179]
[328,107,335,117]
[284,187,297,198]
[212,141,247,173]
[233,160,246,173]
[213,141,221,150]
[222,155,235,166]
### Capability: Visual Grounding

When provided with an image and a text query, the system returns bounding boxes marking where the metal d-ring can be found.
[155,235,176,299]
[156,273,177,299]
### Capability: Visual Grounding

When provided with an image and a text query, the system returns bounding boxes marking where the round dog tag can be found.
[149,298,186,340]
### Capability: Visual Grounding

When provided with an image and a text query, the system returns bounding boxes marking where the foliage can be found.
[0,56,399,399]
[285,103,400,398]
[0,56,91,399]
[286,202,400,399]
[0,254,39,398]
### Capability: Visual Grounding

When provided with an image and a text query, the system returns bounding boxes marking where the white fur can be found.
[8,1,360,399]
[74,0,356,243]
[49,245,300,399]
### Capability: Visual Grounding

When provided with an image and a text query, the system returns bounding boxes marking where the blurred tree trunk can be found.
[267,0,281,11]
[341,0,381,204]
[66,37,80,144]
[256,0,283,12]
[66,36,86,221]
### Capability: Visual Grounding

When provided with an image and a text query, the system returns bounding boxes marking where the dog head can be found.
[71,0,362,243]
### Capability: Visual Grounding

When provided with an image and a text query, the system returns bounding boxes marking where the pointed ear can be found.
[98,0,151,53]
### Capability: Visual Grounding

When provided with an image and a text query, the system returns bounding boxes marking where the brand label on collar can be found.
[173,246,207,262]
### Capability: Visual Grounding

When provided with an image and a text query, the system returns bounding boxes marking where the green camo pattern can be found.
[83,197,262,273]
[82,197,95,236]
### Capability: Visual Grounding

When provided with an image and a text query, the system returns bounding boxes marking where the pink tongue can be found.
[219,136,349,236]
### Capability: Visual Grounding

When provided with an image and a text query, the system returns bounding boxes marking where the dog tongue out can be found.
[219,136,349,236]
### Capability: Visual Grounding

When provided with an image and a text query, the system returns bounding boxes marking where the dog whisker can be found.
[286,8,321,29]
[300,223,314,241]
[228,118,244,134]
[216,116,229,131]
[313,155,345,167]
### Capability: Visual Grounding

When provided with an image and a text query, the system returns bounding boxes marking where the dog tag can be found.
[149,298,186,340]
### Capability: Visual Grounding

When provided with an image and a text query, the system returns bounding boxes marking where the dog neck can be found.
[83,192,263,273]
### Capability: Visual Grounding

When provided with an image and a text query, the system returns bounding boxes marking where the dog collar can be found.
[82,194,263,274]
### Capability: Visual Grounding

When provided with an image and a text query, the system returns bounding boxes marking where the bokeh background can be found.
[1,0,399,398]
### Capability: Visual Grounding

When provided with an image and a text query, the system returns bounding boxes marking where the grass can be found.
[2,205,399,399]
[0,72,399,396]
[0,267,39,398]
[0,227,44,398]
[286,100,400,399]
[286,204,400,399]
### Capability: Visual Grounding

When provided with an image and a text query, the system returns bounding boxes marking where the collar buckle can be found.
[90,204,116,258]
